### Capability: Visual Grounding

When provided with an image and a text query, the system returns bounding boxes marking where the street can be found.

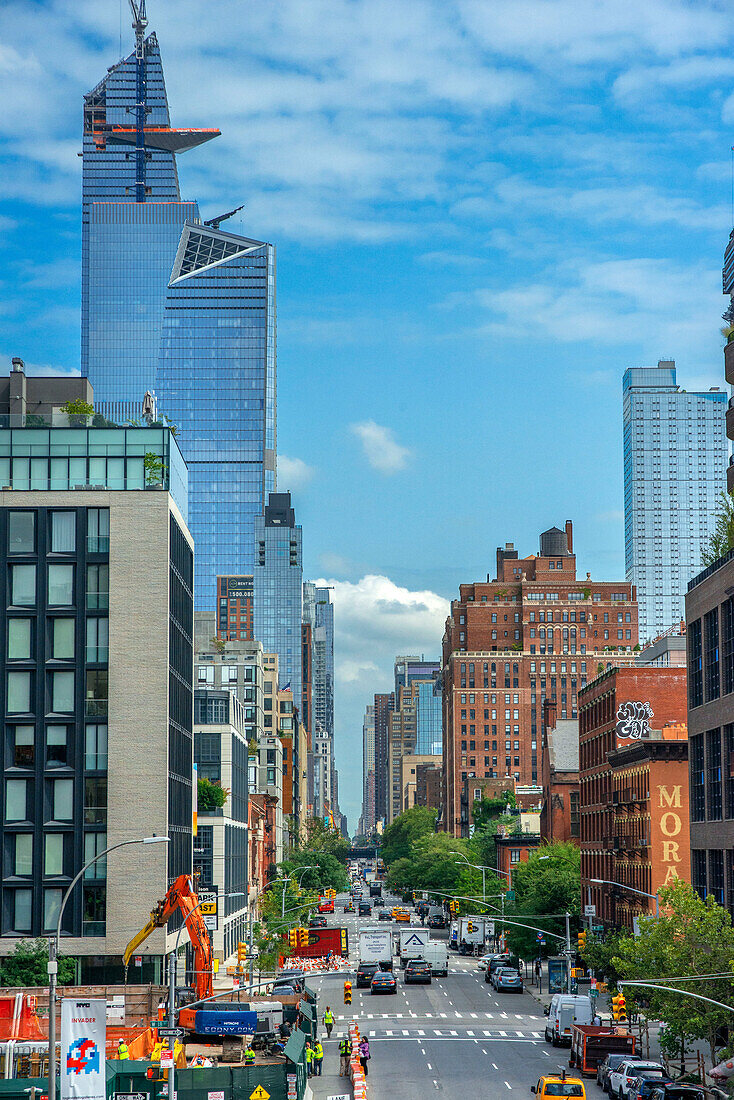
[306,892,569,1099]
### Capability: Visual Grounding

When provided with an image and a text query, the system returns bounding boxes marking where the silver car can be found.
[494,967,523,993]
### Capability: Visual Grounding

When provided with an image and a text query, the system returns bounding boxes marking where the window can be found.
[86,564,109,610]
[84,777,107,825]
[83,883,106,936]
[52,619,75,659]
[8,513,34,554]
[570,791,580,837]
[510,849,520,863]
[86,618,108,662]
[722,598,734,696]
[85,724,107,770]
[689,619,703,708]
[7,671,30,712]
[51,512,75,553]
[51,671,74,713]
[705,609,720,702]
[10,564,35,606]
[8,619,31,660]
[44,888,62,931]
[45,834,64,876]
[85,670,108,718]
[14,833,32,876]
[11,889,32,932]
[47,726,68,767]
[707,729,722,821]
[53,778,73,821]
[710,849,725,906]
[84,832,107,879]
[48,565,74,606]
[690,734,705,822]
[6,779,27,820]
[691,850,707,900]
[87,509,109,553]
[12,725,34,767]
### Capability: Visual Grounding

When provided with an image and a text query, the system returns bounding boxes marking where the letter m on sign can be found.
[657,785,681,808]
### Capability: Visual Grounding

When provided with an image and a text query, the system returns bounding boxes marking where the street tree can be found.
[504,843,581,960]
[0,939,76,987]
[381,806,437,865]
[279,850,349,894]
[301,817,350,863]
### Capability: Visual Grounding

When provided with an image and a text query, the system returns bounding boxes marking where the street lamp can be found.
[590,878,660,918]
[47,835,170,1100]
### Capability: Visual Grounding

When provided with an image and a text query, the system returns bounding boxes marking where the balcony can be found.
[726,340,734,386]
[728,456,734,496]
[727,402,734,443]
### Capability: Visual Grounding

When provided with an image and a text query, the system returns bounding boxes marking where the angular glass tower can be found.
[81,29,276,608]
[253,493,303,705]
[623,360,728,643]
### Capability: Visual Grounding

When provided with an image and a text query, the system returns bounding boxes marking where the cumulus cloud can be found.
[351,420,411,473]
[278,454,315,489]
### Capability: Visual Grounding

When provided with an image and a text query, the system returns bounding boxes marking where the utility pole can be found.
[47,938,57,1100]
[565,911,571,993]
[168,951,177,1100]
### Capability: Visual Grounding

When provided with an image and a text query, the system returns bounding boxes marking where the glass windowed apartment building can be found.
[81,29,276,608]
[623,360,728,643]
[253,493,303,705]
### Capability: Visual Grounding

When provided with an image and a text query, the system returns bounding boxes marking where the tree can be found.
[504,843,581,960]
[0,939,76,987]
[613,880,734,1066]
[143,451,165,485]
[60,398,94,418]
[471,790,516,829]
[580,929,626,986]
[301,817,349,863]
[702,491,734,567]
[279,850,349,894]
[381,806,437,866]
[197,777,228,811]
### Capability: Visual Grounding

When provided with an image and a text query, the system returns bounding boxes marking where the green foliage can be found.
[302,817,349,862]
[580,930,625,985]
[61,398,94,417]
[210,636,225,654]
[381,806,437,865]
[386,831,505,914]
[613,880,734,1065]
[144,451,165,485]
[702,490,734,567]
[0,939,76,987]
[279,850,349,894]
[504,843,581,960]
[197,777,228,811]
[471,790,516,829]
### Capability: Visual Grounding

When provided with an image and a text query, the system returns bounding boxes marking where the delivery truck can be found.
[422,940,449,977]
[398,928,430,968]
[358,926,394,969]
[569,1025,637,1076]
[459,916,487,955]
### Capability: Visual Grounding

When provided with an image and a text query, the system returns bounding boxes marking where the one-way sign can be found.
[157,1026,185,1038]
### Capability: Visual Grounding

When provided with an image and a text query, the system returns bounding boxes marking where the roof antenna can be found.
[128,0,148,202]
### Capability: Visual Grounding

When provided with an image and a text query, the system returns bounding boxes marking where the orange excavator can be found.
[123,874,213,1004]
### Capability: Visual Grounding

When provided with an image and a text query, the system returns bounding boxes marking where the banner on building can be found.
[192,762,198,837]
[61,998,106,1100]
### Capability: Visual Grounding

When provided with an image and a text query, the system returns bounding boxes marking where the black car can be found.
[484,954,515,983]
[427,914,446,929]
[309,915,327,928]
[598,1054,635,1092]
[371,970,398,994]
[629,1078,674,1100]
[373,896,385,907]
[356,962,380,988]
[359,901,372,915]
[648,1089,707,1100]
[378,909,393,921]
[404,959,432,985]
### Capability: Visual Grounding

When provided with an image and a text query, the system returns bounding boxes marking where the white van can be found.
[543,994,593,1046]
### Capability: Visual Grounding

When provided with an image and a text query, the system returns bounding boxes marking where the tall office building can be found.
[253,493,303,707]
[81,23,276,608]
[361,704,376,832]
[416,674,442,756]
[623,361,727,643]
[394,655,439,696]
[313,588,335,739]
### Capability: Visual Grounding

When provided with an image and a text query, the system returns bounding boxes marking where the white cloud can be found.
[351,420,411,473]
[278,454,315,489]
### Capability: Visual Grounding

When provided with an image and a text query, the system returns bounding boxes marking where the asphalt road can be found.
[306,890,584,1100]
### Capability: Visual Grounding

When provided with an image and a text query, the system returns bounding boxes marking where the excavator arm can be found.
[122,874,213,1000]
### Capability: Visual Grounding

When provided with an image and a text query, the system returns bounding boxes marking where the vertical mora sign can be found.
[61,998,106,1100]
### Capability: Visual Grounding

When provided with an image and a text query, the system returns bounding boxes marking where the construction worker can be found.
[338,1035,352,1077]
[244,1045,255,1066]
[324,1005,334,1038]
[117,1040,129,1061]
[313,1039,324,1076]
[305,1041,314,1077]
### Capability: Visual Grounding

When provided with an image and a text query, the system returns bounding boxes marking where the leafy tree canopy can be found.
[0,939,76,987]
[702,490,734,568]
[381,806,437,865]
[279,850,349,894]
[197,777,228,811]
[504,843,581,960]
[302,817,349,863]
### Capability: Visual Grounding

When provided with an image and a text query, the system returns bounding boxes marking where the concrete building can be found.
[373,692,394,828]
[387,684,418,824]
[637,623,687,667]
[254,493,303,708]
[312,723,333,822]
[579,665,687,928]
[194,636,266,748]
[0,359,93,426]
[442,522,638,836]
[0,410,193,981]
[193,688,248,961]
[401,753,442,813]
[539,699,580,846]
[623,361,727,644]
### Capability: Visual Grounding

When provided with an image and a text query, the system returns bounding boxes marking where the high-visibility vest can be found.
[314,1043,323,1059]
[324,1010,334,1024]
[117,1043,129,1060]
[339,1039,351,1055]
[305,1047,313,1063]
[244,1049,255,1064]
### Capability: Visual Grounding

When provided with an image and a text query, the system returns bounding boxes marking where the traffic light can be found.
[237,942,247,964]
[344,980,352,1005]
[288,929,298,950]
[298,928,310,949]
[577,931,587,953]
[611,993,627,1022]
[466,921,475,933]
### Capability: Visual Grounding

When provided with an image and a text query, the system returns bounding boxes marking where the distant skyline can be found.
[2,0,734,827]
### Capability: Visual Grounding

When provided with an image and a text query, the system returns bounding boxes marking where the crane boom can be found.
[128,0,148,202]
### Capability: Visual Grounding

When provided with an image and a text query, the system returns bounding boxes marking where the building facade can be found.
[539,699,580,845]
[623,361,727,644]
[400,754,442,814]
[361,704,376,832]
[372,692,394,828]
[0,421,193,980]
[415,763,442,813]
[416,674,442,756]
[254,493,303,709]
[442,522,638,836]
[387,685,418,824]
[216,575,254,642]
[579,665,687,928]
[81,27,276,608]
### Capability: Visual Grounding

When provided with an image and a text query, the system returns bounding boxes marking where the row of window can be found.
[5,775,107,823]
[7,617,108,661]
[7,509,108,555]
[8,563,109,608]
[6,669,107,715]
[7,722,106,770]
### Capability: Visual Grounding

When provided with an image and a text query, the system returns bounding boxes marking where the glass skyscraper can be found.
[253,493,303,705]
[623,360,728,642]
[81,29,276,608]
[416,676,442,756]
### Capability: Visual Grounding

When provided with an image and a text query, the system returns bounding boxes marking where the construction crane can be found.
[128,0,148,202]
[204,205,245,230]
[123,874,213,1003]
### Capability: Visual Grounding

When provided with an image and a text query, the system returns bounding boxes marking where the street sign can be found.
[232,977,240,989]
[134,956,143,966]
[199,890,218,931]
[157,1027,185,1039]
[592,923,604,933]
[249,1089,270,1100]
[584,904,596,917]
[505,890,515,902]
[160,1050,174,1070]
[115,1093,148,1100]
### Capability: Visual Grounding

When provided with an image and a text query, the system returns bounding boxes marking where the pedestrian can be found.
[324,1005,334,1038]
[358,1035,370,1077]
[117,1040,129,1061]
[313,1039,324,1076]
[338,1035,352,1076]
[305,1041,314,1077]
[244,1046,255,1066]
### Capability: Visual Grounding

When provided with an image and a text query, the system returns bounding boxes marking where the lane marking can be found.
[505,1082,512,1090]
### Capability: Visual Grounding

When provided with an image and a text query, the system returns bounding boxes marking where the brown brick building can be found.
[579,665,688,928]
[373,692,394,826]
[442,522,638,836]
[540,699,580,845]
[216,574,254,641]
[415,762,442,812]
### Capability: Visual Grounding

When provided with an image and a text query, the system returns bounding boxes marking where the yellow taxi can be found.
[531,1074,586,1100]
[392,907,410,922]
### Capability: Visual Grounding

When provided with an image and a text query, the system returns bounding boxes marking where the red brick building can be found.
[579,666,688,928]
[442,522,638,836]
[415,762,442,812]
[540,699,580,845]
[216,574,254,641]
[496,833,541,884]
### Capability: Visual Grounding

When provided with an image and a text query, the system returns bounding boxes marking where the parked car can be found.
[494,967,523,993]
[648,1088,707,1100]
[404,959,432,985]
[598,1054,636,1092]
[356,962,380,988]
[485,955,517,983]
[371,970,398,994]
[531,1074,586,1100]
[427,914,446,929]
[373,896,385,907]
[629,1077,674,1100]
[378,909,393,922]
[609,1062,665,1100]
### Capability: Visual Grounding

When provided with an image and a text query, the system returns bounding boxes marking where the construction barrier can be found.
[283,956,346,973]
[349,1019,368,1100]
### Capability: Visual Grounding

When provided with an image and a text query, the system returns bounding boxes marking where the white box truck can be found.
[459,916,487,955]
[422,940,449,977]
[398,928,430,968]
[358,927,393,969]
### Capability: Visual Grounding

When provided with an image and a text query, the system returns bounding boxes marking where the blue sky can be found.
[2,0,734,828]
